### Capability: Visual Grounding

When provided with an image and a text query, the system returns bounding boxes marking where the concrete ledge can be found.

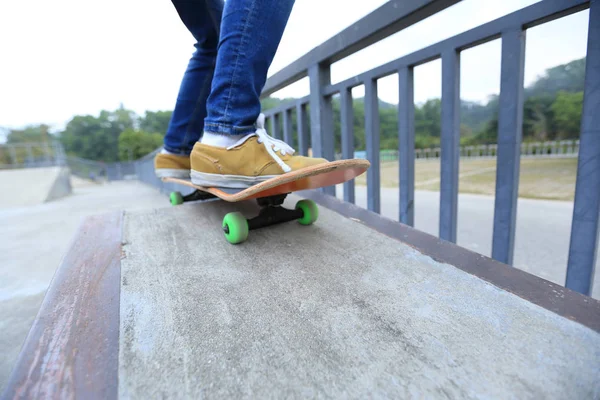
[119,194,599,398]
[3,191,599,399]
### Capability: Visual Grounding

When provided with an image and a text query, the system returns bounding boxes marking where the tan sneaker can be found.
[190,114,328,188]
[154,152,191,178]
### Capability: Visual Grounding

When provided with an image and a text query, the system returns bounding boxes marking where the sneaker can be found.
[190,114,328,188]
[154,152,191,178]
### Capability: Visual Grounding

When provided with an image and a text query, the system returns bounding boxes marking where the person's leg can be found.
[155,0,223,178]
[202,0,294,141]
[189,0,328,188]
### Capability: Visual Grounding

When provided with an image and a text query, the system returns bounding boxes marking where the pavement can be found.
[0,179,168,391]
[0,167,71,208]
[336,185,600,299]
[119,196,600,398]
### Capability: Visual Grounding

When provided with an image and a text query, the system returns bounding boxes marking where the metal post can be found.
[27,145,33,166]
[296,103,309,156]
[398,66,415,226]
[283,109,293,145]
[491,28,526,265]
[439,49,461,243]
[566,0,600,296]
[273,113,282,140]
[340,88,355,204]
[365,77,381,213]
[309,63,335,195]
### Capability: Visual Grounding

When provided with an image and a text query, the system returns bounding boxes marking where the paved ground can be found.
[0,180,168,391]
[337,185,600,300]
[120,197,600,398]
[0,167,71,208]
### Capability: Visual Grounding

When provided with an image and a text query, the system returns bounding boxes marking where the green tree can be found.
[59,106,137,161]
[7,124,53,143]
[140,110,172,134]
[118,129,163,161]
[551,91,583,139]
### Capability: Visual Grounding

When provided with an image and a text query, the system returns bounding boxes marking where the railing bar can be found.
[283,109,293,145]
[365,78,381,214]
[439,49,461,243]
[273,113,282,140]
[296,103,309,156]
[491,28,526,265]
[308,63,335,196]
[340,88,355,204]
[322,0,587,97]
[398,67,415,226]
[269,116,276,140]
[566,0,600,296]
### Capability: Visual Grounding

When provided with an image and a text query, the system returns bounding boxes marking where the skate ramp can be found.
[0,167,72,208]
[4,192,600,399]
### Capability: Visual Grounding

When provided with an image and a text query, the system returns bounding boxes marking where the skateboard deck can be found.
[161,159,370,244]
[162,159,370,202]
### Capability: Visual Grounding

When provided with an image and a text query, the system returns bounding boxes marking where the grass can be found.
[354,157,578,201]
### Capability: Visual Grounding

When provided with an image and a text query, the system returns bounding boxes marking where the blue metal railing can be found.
[259,0,599,296]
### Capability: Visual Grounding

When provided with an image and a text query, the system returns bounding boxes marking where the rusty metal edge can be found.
[1,211,123,400]
[298,189,600,333]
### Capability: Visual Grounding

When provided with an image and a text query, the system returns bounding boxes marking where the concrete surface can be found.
[337,185,600,299]
[0,167,72,208]
[120,197,600,399]
[0,180,168,391]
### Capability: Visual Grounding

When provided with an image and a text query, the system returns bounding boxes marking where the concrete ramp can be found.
[0,167,71,208]
[3,191,600,399]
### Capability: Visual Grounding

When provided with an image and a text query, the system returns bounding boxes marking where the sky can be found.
[0,0,590,136]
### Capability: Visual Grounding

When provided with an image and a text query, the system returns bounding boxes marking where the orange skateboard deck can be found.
[161,159,369,244]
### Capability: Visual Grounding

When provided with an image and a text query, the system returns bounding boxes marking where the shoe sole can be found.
[155,168,190,179]
[190,170,279,189]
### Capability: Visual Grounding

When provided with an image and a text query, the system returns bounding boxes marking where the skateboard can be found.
[162,159,370,244]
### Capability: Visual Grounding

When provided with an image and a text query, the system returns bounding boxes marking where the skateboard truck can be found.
[169,190,318,244]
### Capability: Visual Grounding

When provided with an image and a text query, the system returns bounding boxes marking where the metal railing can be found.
[347,139,581,161]
[259,0,599,296]
[0,141,66,169]
[0,141,139,182]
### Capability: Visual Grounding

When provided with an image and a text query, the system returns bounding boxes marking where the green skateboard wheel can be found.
[222,212,249,244]
[295,199,318,225]
[170,191,184,205]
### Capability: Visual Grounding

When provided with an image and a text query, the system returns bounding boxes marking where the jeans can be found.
[163,0,295,155]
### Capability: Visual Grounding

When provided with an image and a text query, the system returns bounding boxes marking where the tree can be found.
[140,110,172,134]
[118,129,163,161]
[59,106,137,161]
[7,124,53,143]
[551,91,583,139]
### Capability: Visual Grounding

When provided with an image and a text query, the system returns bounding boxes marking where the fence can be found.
[258,0,599,296]
[0,141,139,182]
[349,139,581,161]
[0,141,66,169]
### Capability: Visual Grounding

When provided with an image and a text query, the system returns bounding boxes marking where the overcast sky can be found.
[0,0,589,134]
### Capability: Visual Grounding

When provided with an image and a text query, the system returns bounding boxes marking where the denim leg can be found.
[204,0,295,136]
[163,0,224,155]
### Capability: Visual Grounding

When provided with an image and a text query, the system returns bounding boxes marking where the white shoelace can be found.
[226,113,294,173]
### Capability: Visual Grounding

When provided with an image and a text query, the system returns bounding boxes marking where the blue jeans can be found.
[163,0,295,155]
